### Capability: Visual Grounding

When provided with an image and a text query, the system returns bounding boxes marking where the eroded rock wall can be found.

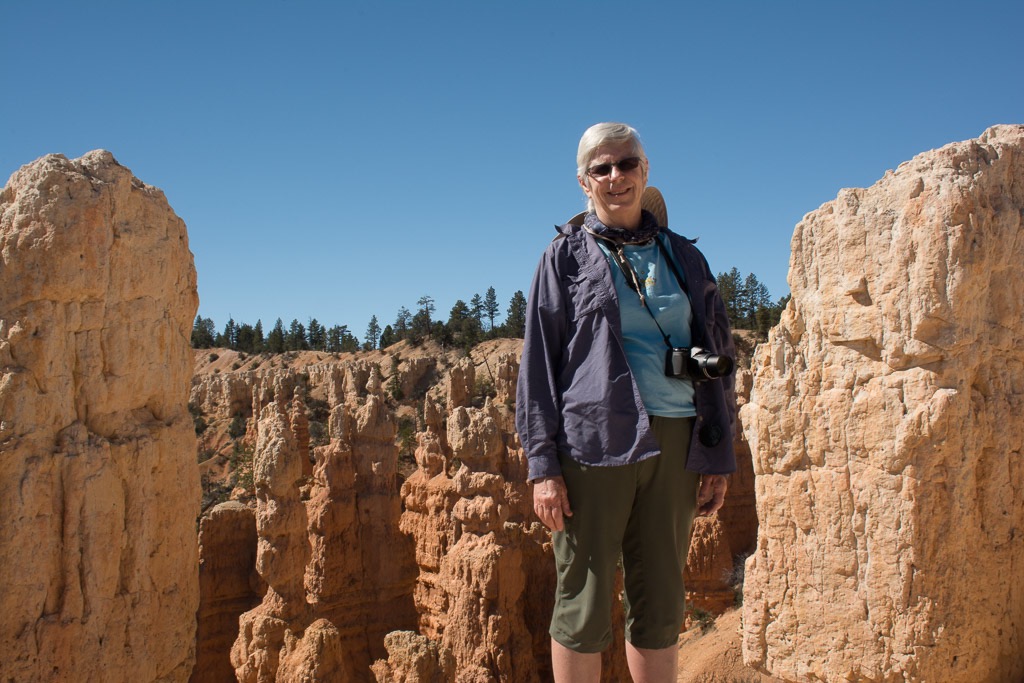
[193,339,759,680]
[742,125,1024,681]
[229,368,418,682]
[191,502,262,683]
[0,151,200,681]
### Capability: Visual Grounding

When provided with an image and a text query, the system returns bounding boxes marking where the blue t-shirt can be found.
[597,234,696,417]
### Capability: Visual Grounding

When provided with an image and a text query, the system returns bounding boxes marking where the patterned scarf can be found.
[582,210,661,245]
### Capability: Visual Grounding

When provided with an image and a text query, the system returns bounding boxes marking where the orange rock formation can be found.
[377,355,564,682]
[191,502,263,683]
[742,125,1024,681]
[187,340,758,681]
[0,151,200,681]
[228,362,418,682]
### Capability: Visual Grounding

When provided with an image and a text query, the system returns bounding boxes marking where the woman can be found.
[515,122,736,682]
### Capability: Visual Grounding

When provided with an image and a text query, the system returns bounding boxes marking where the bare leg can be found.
[551,638,600,683]
[625,641,678,683]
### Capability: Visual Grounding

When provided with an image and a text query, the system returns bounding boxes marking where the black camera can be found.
[665,346,734,382]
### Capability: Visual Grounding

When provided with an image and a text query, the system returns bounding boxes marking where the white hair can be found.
[576,122,648,211]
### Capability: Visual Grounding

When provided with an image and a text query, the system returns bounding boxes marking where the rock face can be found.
[0,152,200,681]
[191,502,262,683]
[229,367,418,682]
[742,125,1024,681]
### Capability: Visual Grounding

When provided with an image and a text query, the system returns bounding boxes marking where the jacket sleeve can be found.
[516,243,567,482]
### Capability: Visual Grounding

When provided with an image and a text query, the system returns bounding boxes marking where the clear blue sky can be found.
[4,1,1022,340]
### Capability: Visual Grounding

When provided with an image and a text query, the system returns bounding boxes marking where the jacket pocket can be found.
[563,272,600,321]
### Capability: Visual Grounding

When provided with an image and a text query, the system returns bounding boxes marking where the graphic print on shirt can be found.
[643,262,656,294]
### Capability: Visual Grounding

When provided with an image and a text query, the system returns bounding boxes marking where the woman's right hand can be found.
[532,476,572,532]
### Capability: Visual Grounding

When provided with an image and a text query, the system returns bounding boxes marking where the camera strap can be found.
[595,235,689,351]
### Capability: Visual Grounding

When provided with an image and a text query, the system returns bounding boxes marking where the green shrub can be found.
[228,415,247,439]
[690,607,716,634]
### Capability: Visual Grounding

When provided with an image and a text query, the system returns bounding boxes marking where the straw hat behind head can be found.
[568,185,669,227]
[642,186,668,227]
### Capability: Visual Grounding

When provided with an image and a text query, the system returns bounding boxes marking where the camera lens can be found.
[689,348,734,380]
[707,355,733,378]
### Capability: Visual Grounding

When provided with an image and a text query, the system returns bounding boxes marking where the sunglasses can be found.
[586,156,643,179]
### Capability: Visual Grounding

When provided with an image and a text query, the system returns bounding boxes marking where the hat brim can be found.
[567,186,669,227]
[642,186,668,227]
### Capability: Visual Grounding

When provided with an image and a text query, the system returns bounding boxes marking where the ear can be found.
[578,174,592,197]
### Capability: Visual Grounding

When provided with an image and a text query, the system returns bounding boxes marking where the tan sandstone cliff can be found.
[742,124,1024,682]
[0,151,200,681]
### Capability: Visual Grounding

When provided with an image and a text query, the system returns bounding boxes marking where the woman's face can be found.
[578,141,647,230]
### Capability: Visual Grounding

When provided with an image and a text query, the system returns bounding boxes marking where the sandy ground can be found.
[677,609,783,683]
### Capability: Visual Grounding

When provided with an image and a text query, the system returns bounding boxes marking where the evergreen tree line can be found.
[192,270,789,353]
[192,286,528,353]
[715,267,791,340]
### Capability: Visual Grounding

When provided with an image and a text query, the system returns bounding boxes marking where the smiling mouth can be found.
[608,188,632,198]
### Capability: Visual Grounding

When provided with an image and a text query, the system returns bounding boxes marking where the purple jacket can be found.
[516,218,738,482]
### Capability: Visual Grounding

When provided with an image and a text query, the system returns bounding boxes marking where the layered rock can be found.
[229,365,417,682]
[0,151,199,681]
[742,125,1024,681]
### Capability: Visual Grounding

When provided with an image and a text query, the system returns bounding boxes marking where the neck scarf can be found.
[582,210,661,245]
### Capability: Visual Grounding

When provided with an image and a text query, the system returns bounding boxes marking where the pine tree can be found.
[742,273,764,328]
[235,323,257,353]
[410,309,431,343]
[326,325,343,352]
[254,319,264,352]
[286,319,307,351]
[365,315,381,351]
[340,328,360,352]
[267,318,286,354]
[484,286,499,333]
[217,317,237,349]
[505,291,527,338]
[191,315,216,348]
[716,268,742,326]
[447,299,480,348]
[394,307,412,340]
[416,295,435,325]
[379,324,396,349]
[307,318,326,351]
[410,296,435,343]
[470,294,484,328]
[387,355,403,400]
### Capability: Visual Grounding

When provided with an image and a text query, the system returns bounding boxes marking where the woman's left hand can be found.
[697,474,728,516]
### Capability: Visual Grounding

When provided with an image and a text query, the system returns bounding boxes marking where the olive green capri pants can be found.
[550,416,700,653]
